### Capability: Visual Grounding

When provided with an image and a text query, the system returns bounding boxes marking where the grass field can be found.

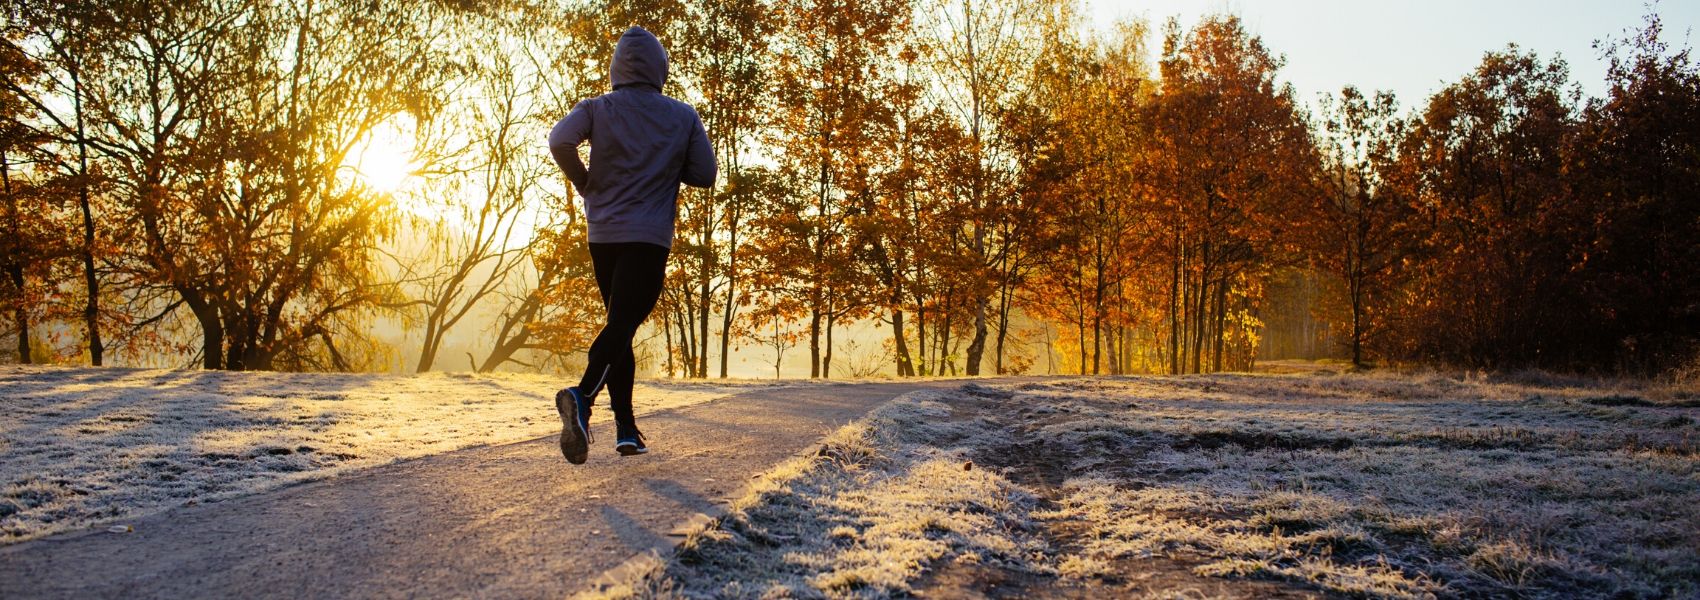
[604,371,1700,599]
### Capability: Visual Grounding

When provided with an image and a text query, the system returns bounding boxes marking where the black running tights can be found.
[575,241,669,424]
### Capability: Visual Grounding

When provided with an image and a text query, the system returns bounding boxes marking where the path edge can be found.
[568,387,951,598]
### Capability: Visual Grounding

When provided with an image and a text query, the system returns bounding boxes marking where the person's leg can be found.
[577,244,626,399]
[578,242,668,403]
[557,243,622,464]
[607,345,638,424]
[601,244,667,453]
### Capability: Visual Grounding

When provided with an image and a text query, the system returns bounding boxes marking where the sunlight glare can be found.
[348,128,420,195]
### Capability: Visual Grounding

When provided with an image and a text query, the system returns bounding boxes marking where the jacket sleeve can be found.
[680,108,716,189]
[548,100,593,191]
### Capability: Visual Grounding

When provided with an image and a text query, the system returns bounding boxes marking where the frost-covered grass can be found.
[601,371,1700,599]
[0,365,795,544]
[591,390,1045,599]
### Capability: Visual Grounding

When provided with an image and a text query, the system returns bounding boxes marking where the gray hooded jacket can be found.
[548,26,715,249]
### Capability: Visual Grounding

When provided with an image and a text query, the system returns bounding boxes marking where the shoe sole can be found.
[556,390,588,465]
[615,443,648,456]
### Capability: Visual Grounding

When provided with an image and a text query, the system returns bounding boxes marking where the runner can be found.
[547,26,715,464]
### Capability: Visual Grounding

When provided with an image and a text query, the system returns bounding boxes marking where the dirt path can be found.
[0,380,991,599]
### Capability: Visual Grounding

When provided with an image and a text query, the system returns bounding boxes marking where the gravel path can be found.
[0,380,988,599]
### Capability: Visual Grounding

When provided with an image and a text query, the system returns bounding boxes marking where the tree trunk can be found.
[718,297,735,378]
[1350,241,1365,367]
[1075,291,1087,376]
[417,307,444,372]
[1101,319,1115,372]
[965,300,987,375]
[662,306,675,377]
[939,293,953,375]
[7,264,26,364]
[808,304,822,378]
[183,293,222,370]
[698,252,711,379]
[674,302,694,377]
[718,243,738,378]
[1212,276,1227,372]
[892,309,914,376]
[1169,246,1180,374]
[2,151,26,364]
[1191,245,1210,374]
[993,285,1011,375]
[914,296,928,376]
[961,0,988,378]
[72,67,102,366]
[770,317,783,378]
[823,309,834,379]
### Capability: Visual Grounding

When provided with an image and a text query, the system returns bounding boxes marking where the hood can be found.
[610,26,668,91]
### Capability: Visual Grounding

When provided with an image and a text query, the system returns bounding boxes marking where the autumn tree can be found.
[1399,46,1577,367]
[1561,15,1700,370]
[918,0,1045,375]
[1305,87,1419,367]
[60,0,457,370]
[0,27,63,363]
[662,0,777,378]
[1015,12,1151,375]
[1139,15,1313,373]
[5,0,115,364]
[400,47,549,372]
[769,0,910,378]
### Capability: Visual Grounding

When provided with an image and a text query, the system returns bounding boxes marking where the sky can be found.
[1086,0,1700,109]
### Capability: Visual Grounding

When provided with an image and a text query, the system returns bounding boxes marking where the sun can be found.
[348,130,420,194]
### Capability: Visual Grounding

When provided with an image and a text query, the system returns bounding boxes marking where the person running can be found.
[547,26,715,465]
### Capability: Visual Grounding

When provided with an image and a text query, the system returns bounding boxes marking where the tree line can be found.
[2,0,1696,376]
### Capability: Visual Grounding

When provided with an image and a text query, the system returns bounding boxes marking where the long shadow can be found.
[599,505,670,553]
[642,478,718,514]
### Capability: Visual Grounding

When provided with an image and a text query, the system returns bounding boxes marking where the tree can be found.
[401,34,549,373]
[75,0,456,370]
[1136,15,1313,373]
[769,0,910,378]
[1399,46,1577,367]
[671,0,776,378]
[921,0,1044,375]
[6,0,115,364]
[1306,87,1419,367]
[1558,13,1700,370]
[1016,13,1151,375]
[0,29,64,363]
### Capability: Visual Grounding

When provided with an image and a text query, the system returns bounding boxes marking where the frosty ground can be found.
[601,370,1700,599]
[0,365,800,543]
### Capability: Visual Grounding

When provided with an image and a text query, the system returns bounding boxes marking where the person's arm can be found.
[548,100,593,190]
[680,108,716,189]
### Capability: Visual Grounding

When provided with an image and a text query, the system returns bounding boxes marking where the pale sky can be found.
[1088,0,1700,109]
